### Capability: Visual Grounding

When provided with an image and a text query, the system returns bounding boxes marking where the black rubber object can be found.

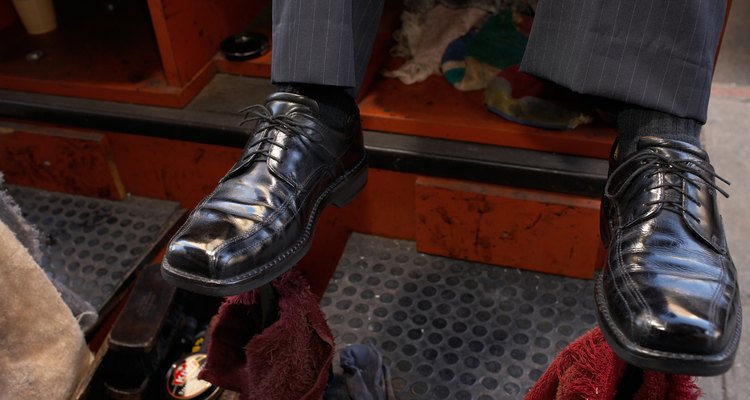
[220,32,269,61]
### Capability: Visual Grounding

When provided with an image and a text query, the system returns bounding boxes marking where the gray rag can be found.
[326,344,397,400]
[0,173,99,334]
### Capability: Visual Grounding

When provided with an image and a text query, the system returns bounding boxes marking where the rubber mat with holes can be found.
[8,186,183,312]
[321,233,598,400]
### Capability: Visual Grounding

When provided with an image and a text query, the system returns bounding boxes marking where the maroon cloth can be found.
[525,327,701,400]
[199,271,334,400]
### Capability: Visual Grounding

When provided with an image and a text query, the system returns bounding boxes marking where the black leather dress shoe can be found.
[161,92,367,296]
[597,137,741,376]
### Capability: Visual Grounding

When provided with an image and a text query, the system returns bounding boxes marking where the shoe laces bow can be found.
[604,151,730,224]
[219,105,322,184]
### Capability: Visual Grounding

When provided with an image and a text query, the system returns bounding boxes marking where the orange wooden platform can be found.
[416,177,602,279]
[358,75,616,159]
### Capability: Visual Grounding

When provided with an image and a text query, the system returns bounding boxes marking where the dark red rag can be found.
[199,271,334,400]
[525,327,700,400]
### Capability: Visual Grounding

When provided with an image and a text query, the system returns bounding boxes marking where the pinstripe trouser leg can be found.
[521,0,728,123]
[271,0,385,97]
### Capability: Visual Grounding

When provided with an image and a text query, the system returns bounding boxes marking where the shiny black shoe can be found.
[597,137,741,376]
[161,92,367,296]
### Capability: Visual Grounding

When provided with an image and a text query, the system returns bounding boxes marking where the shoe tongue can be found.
[637,136,708,161]
[264,92,320,117]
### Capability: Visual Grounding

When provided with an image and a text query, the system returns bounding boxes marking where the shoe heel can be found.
[330,163,368,208]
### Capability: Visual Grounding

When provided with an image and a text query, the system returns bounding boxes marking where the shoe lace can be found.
[237,104,321,163]
[605,151,730,223]
[218,105,322,186]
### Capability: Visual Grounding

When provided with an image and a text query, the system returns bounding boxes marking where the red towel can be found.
[525,327,700,400]
[199,271,334,400]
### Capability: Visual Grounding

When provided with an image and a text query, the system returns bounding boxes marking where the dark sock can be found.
[277,84,356,129]
[617,108,703,156]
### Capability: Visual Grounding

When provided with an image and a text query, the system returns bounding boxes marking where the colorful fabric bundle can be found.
[441,10,529,91]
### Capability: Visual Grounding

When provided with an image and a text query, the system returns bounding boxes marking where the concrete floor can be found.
[714,0,750,87]
[697,1,750,397]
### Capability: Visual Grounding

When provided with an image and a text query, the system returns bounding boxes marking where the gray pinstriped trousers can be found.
[271,0,385,97]
[271,0,727,122]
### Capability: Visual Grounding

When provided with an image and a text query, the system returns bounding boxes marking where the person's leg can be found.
[162,0,384,296]
[271,0,384,97]
[270,0,384,129]
[522,0,725,122]
[521,0,739,375]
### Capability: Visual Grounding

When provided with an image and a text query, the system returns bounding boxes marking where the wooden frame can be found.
[0,0,269,107]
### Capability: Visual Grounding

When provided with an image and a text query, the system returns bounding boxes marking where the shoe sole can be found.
[594,272,741,376]
[161,153,368,297]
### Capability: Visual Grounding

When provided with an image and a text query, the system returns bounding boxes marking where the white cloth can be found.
[383,5,489,84]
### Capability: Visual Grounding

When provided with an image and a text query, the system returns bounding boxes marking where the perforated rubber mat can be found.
[8,186,183,312]
[321,234,598,400]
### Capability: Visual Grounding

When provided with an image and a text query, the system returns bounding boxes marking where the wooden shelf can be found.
[214,48,272,79]
[0,0,263,107]
[0,1,181,105]
[213,24,273,79]
[358,73,616,159]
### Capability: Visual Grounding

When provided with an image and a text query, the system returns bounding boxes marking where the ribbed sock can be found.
[277,84,356,129]
[617,108,702,156]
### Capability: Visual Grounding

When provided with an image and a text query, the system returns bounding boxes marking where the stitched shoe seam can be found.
[214,165,334,257]
[210,153,367,283]
[707,256,728,343]
[165,182,225,265]
[212,193,295,256]
[611,207,636,338]
[162,153,366,288]
[614,204,653,341]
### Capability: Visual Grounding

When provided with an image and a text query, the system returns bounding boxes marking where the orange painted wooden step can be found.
[0,121,125,199]
[415,177,603,278]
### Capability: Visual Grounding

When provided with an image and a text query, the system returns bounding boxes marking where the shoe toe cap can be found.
[164,209,293,281]
[164,210,248,278]
[631,306,731,355]
[605,275,739,356]
[165,237,213,276]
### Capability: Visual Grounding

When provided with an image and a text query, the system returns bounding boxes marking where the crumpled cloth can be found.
[384,5,490,84]
[0,205,93,400]
[485,64,594,130]
[441,10,530,91]
[325,344,396,400]
[390,0,534,62]
[200,270,334,400]
[525,327,701,400]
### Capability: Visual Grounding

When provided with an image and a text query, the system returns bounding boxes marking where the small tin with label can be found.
[165,353,222,400]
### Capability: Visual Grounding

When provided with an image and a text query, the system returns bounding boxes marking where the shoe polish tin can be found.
[165,353,222,400]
